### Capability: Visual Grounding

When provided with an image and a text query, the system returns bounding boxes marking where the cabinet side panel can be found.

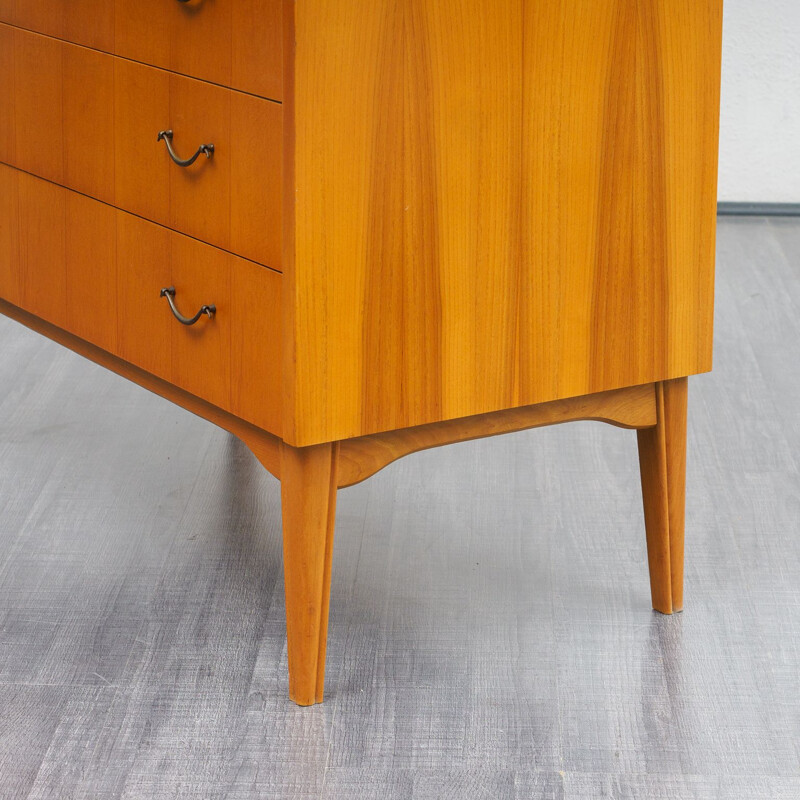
[290,0,722,446]
[290,0,524,445]
[290,0,405,444]
[653,0,721,376]
[282,0,298,442]
[520,0,633,404]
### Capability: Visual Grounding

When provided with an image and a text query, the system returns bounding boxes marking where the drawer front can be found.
[0,26,282,270]
[0,164,282,435]
[0,0,282,101]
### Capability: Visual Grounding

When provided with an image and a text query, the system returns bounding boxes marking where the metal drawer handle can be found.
[160,287,216,326]
[157,130,214,167]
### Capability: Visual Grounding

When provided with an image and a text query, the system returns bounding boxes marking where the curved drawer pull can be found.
[160,287,216,326]
[157,130,214,167]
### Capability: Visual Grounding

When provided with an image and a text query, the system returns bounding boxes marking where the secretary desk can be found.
[0,1,723,704]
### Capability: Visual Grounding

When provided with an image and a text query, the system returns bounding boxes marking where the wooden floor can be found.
[0,217,798,798]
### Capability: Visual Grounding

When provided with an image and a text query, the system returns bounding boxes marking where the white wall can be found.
[718,0,800,203]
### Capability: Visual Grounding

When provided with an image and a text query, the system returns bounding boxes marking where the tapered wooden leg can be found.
[637,378,688,614]
[280,441,339,705]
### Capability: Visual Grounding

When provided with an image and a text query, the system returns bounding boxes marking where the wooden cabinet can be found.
[0,1,723,705]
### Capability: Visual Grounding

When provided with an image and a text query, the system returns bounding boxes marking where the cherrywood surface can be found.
[280,442,340,706]
[0,162,19,303]
[0,0,62,41]
[0,0,113,50]
[16,171,67,328]
[636,378,688,614]
[65,192,118,353]
[231,91,284,275]
[115,212,173,383]
[0,23,13,163]
[10,27,63,182]
[281,0,298,454]
[230,257,284,438]
[168,75,233,258]
[338,383,657,489]
[0,26,283,269]
[63,43,115,203]
[171,234,232,412]
[286,0,722,446]
[113,54,171,227]
[0,164,283,436]
[0,0,282,100]
[230,0,283,101]
[165,0,235,98]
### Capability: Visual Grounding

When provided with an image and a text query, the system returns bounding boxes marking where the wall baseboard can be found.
[718,202,800,217]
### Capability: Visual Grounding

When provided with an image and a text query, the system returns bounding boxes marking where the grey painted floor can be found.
[0,217,799,799]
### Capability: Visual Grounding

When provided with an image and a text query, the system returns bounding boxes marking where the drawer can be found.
[0,0,282,101]
[0,26,282,270]
[0,164,282,435]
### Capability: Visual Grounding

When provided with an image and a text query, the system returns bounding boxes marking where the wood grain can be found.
[65,0,114,52]
[280,441,339,705]
[63,43,115,204]
[112,56,171,228]
[65,192,118,352]
[2,26,115,201]
[230,91,283,272]
[0,24,15,165]
[114,0,169,77]
[5,0,62,41]
[636,377,688,614]
[232,0,283,101]
[168,74,232,255]
[280,0,297,448]
[170,234,232,412]
[115,212,173,382]
[286,0,722,446]
[230,257,283,436]
[169,0,233,96]
[0,163,20,306]
[0,166,283,438]
[0,1,281,99]
[116,0,283,100]
[16,172,66,327]
[338,383,657,488]
[12,28,63,183]
[652,1,722,377]
[0,27,282,268]
[3,0,113,48]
